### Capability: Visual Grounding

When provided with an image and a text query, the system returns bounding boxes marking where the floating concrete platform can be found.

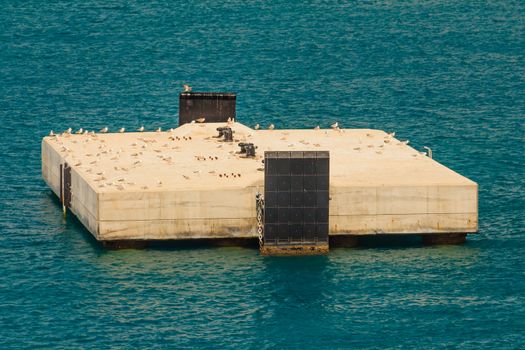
[41,122,478,247]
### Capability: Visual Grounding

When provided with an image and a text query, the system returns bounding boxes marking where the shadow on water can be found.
[260,254,330,306]
[357,234,423,248]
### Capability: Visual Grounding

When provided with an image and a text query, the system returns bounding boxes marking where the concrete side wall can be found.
[96,183,477,241]
[41,140,62,196]
[70,167,99,238]
[98,188,259,221]
[331,213,477,234]
[330,184,478,234]
[99,218,256,240]
[97,187,260,240]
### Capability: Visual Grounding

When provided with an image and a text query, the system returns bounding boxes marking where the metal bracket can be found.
[238,142,257,157]
[216,127,234,141]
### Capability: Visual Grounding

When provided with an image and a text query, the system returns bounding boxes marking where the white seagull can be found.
[268,123,275,130]
[100,127,109,133]
[183,84,192,92]
[254,123,260,130]
[331,122,339,129]
[119,127,125,133]
[137,126,144,132]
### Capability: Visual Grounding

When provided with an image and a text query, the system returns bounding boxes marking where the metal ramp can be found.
[260,151,329,255]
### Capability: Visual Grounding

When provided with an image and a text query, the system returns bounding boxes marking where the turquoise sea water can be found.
[1,1,524,348]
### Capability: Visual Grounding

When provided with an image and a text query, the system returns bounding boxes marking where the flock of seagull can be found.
[252,121,340,131]
[49,120,350,138]
[48,126,195,191]
[48,120,425,192]
[50,125,173,137]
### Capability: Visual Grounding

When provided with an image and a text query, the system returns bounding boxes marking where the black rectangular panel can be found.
[291,192,304,207]
[316,223,329,235]
[278,208,290,222]
[304,191,316,205]
[63,163,72,208]
[303,176,316,191]
[265,192,278,208]
[304,208,316,223]
[316,158,329,175]
[277,176,291,191]
[316,191,329,208]
[291,176,303,192]
[316,208,329,222]
[266,208,278,223]
[265,176,278,191]
[316,175,329,191]
[303,154,316,175]
[277,191,290,207]
[265,224,279,240]
[304,224,316,240]
[264,151,330,247]
[278,223,290,237]
[290,208,303,223]
[276,158,290,175]
[290,158,303,175]
[179,92,236,125]
[290,224,303,239]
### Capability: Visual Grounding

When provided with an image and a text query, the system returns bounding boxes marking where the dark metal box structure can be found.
[179,92,236,125]
[263,151,330,248]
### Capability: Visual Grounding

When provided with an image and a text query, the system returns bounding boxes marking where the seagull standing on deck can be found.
[76,128,83,134]
[137,126,144,132]
[100,127,108,133]
[331,122,339,129]
[119,127,125,133]
[254,124,260,130]
[183,84,192,92]
[268,123,275,130]
[314,125,320,130]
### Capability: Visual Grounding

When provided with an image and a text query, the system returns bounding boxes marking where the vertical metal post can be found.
[60,163,66,218]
